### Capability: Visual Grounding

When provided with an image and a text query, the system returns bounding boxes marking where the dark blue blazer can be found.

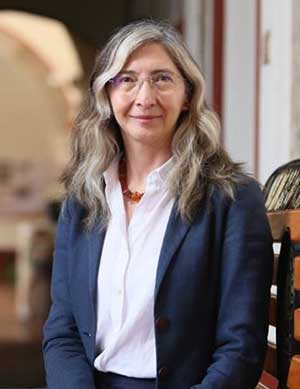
[43,179,273,389]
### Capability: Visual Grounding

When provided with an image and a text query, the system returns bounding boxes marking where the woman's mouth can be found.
[130,115,162,122]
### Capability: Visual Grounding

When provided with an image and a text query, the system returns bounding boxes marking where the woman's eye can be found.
[119,75,135,83]
[155,73,173,82]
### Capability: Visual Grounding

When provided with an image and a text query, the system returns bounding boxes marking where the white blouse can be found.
[94,157,175,378]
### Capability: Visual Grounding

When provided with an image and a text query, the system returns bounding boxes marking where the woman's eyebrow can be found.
[151,68,176,75]
[116,69,138,77]
[120,68,175,75]
[117,70,136,75]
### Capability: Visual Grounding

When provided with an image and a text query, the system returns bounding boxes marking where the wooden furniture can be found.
[0,283,45,388]
[259,209,300,389]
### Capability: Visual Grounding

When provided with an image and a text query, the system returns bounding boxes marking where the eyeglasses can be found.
[108,71,184,94]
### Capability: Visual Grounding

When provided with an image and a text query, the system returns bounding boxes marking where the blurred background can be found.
[0,0,299,387]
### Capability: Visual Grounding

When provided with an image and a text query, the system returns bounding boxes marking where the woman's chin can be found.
[124,132,170,150]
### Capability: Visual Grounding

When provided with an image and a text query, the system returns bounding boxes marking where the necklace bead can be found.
[119,159,144,203]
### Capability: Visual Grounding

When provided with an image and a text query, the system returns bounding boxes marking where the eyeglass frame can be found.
[107,70,187,95]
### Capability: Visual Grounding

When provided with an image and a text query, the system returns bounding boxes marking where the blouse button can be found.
[158,365,170,378]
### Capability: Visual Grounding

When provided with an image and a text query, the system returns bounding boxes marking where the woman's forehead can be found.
[121,42,178,72]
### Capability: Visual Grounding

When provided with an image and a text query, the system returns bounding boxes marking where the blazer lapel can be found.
[88,223,106,317]
[154,203,191,299]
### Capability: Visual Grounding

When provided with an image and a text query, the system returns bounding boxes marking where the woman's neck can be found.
[122,144,172,192]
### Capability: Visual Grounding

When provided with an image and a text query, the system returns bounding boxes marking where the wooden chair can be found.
[259,209,300,389]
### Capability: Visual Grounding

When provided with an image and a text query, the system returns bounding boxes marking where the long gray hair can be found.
[62,19,245,229]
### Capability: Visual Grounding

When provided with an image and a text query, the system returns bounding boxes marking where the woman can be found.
[43,20,273,389]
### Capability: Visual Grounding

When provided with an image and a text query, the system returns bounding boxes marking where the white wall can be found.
[259,0,292,183]
[223,0,257,175]
[291,0,300,160]
[183,0,214,105]
[223,0,293,184]
[183,0,204,66]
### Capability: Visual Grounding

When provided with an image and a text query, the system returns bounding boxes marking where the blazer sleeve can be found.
[43,198,96,389]
[192,180,273,389]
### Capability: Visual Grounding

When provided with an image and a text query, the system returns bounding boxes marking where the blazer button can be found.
[155,317,170,332]
[158,365,170,378]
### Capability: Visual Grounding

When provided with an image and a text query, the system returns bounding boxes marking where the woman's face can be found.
[107,43,188,151]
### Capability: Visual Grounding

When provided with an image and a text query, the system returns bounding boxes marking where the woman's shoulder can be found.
[233,174,264,198]
[210,174,265,209]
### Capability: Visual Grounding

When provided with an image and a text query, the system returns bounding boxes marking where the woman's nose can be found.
[134,80,156,107]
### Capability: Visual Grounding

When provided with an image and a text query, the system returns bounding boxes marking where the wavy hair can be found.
[62,19,245,230]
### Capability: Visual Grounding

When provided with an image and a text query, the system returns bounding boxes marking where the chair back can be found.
[263,210,300,389]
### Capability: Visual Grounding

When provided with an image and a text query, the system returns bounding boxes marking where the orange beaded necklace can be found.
[119,159,144,203]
